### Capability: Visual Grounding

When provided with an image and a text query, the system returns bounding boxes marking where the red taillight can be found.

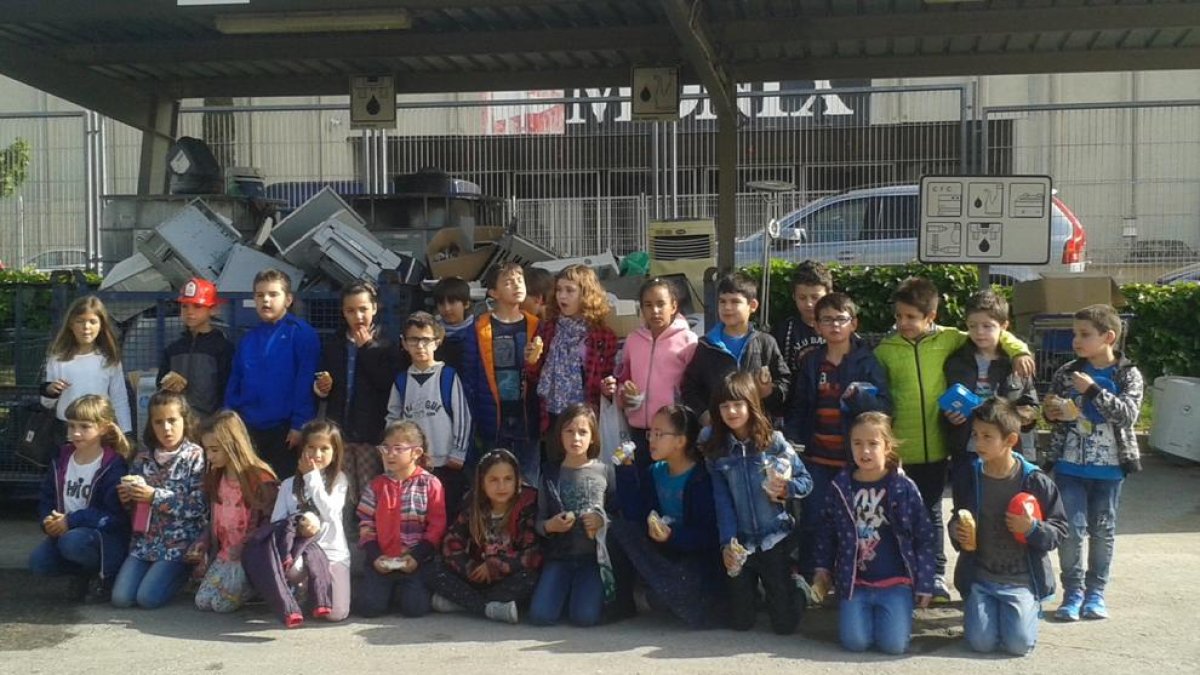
[1056,198,1086,265]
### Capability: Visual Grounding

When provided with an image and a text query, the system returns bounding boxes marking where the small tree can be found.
[1,138,31,197]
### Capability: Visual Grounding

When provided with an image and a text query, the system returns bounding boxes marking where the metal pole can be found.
[716,113,737,272]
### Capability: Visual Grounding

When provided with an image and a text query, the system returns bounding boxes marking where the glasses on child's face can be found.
[403,336,437,348]
[647,431,682,441]
[818,315,853,327]
[377,443,421,456]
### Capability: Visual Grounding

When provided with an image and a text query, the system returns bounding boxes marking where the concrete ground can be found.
[2,451,1198,674]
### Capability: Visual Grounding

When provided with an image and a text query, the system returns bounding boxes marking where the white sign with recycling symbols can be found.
[918,175,1054,265]
[631,67,680,121]
[350,75,397,130]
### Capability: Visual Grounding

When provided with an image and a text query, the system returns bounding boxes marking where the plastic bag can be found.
[619,251,650,277]
[598,395,631,465]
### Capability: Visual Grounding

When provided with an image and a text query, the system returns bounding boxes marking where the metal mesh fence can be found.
[985,101,1200,284]
[0,112,90,269]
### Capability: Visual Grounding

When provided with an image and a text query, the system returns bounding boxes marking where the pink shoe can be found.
[285,612,304,628]
[313,606,332,619]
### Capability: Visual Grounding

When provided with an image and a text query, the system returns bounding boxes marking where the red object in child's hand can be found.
[1007,492,1043,544]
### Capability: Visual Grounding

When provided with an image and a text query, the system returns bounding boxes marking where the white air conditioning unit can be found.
[647,218,716,311]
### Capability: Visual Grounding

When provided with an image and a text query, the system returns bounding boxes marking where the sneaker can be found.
[285,612,304,629]
[430,594,463,613]
[1056,589,1085,622]
[66,576,90,603]
[484,600,519,625]
[792,574,815,609]
[932,576,952,604]
[1081,591,1109,620]
[313,606,332,619]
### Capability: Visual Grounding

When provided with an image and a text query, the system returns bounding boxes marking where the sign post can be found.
[350,76,397,130]
[918,175,1053,290]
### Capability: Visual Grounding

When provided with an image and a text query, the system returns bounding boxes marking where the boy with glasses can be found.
[785,292,891,586]
[386,312,472,521]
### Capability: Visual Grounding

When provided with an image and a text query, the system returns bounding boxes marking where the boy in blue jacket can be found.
[785,292,890,581]
[225,269,320,478]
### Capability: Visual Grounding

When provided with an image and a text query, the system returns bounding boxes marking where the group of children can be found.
[29,258,1143,657]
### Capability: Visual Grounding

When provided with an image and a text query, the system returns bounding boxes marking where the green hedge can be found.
[742,261,1199,380]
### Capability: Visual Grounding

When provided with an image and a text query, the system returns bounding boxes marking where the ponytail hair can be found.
[64,394,131,460]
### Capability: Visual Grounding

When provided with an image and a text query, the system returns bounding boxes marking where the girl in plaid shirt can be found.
[427,448,543,623]
[354,421,446,618]
[529,264,618,440]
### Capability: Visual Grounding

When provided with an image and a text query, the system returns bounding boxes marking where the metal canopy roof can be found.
[1,0,1199,131]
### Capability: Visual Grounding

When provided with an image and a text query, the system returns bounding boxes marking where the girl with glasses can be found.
[354,421,446,619]
[610,405,724,628]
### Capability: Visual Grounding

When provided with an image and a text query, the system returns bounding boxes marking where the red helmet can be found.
[177,278,222,308]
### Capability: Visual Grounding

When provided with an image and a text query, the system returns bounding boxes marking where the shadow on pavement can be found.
[0,569,80,651]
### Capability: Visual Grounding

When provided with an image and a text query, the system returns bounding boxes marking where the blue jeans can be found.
[528,559,604,627]
[30,531,100,576]
[963,580,1040,656]
[1055,473,1123,594]
[111,557,189,609]
[799,460,841,577]
[839,585,914,654]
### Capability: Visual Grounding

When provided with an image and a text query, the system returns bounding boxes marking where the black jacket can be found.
[157,329,235,418]
[681,326,791,418]
[317,330,401,444]
[948,454,1068,601]
[942,343,1039,459]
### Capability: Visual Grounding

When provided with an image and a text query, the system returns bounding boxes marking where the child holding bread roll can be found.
[604,277,698,470]
[530,264,618,443]
[812,412,935,655]
[949,398,1067,656]
[609,404,722,628]
[529,404,614,627]
[29,395,132,603]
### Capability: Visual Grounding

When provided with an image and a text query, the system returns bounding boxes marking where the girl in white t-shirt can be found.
[29,395,133,602]
[41,296,133,434]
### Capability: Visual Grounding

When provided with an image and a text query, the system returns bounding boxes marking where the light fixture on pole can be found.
[214,9,412,35]
[747,179,796,331]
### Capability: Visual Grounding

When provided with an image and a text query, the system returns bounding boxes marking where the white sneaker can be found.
[430,594,463,613]
[484,600,519,624]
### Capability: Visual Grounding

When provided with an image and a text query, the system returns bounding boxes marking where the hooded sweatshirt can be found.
[614,314,698,429]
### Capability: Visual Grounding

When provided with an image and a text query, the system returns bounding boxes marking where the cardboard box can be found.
[1012,275,1127,335]
[607,312,642,339]
[426,226,504,280]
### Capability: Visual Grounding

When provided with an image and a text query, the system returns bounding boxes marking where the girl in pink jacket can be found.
[604,278,698,469]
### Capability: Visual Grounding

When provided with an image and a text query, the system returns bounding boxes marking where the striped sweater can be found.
[357,467,446,564]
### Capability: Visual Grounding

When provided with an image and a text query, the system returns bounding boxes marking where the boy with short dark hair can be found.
[521,266,555,320]
[773,261,833,376]
[681,272,790,420]
[461,263,541,482]
[1043,304,1142,622]
[225,268,320,478]
[387,311,472,521]
[157,277,234,419]
[432,276,474,375]
[944,290,1039,479]
[874,276,1034,602]
[785,292,890,581]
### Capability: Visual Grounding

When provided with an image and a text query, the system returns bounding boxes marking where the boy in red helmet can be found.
[157,278,234,419]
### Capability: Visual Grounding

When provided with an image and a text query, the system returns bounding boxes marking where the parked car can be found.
[1157,261,1200,284]
[734,184,1088,284]
[26,248,88,272]
[1124,239,1200,264]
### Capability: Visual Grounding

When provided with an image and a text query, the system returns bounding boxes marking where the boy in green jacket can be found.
[874,277,1034,602]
